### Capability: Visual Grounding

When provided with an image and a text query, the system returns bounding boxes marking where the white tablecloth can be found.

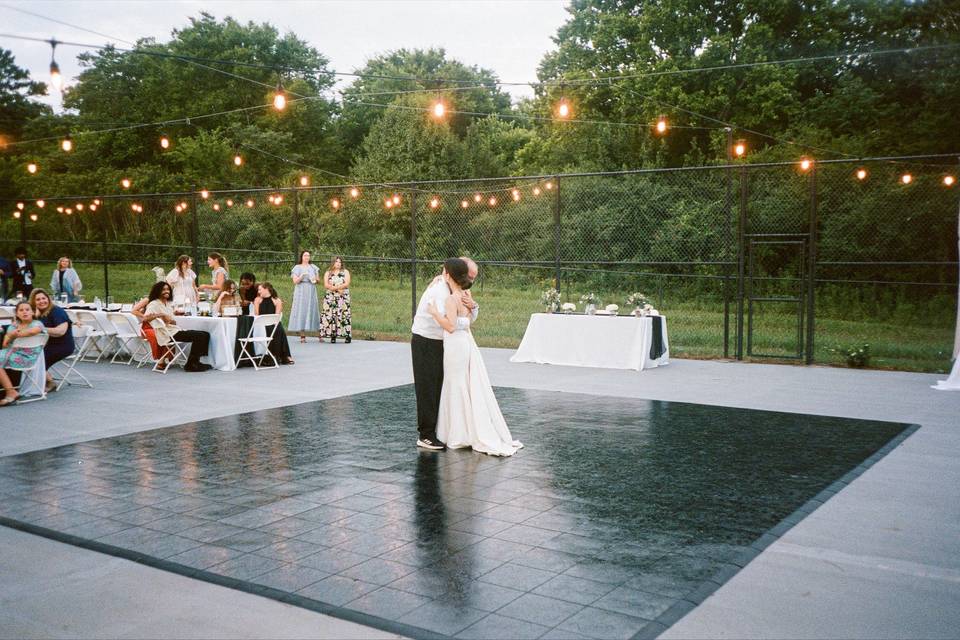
[173,315,238,371]
[510,313,669,371]
[932,357,960,390]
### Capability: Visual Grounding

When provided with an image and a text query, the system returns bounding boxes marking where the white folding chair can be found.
[151,324,189,373]
[10,333,49,403]
[0,307,14,324]
[49,323,94,392]
[107,312,141,364]
[236,313,281,370]
[74,311,115,363]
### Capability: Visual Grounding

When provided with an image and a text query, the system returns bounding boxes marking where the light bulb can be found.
[89,204,97,211]
[93,199,101,205]
[56,206,64,213]
[385,199,394,209]
[901,173,912,185]
[461,200,469,208]
[331,198,341,209]
[533,187,541,196]
[27,163,37,174]
[656,117,668,134]
[234,154,243,166]
[488,196,497,206]
[180,201,187,210]
[29,213,38,221]
[61,134,73,152]
[175,204,183,213]
[13,211,21,219]
[429,197,439,209]
[65,208,72,215]
[545,181,553,190]
[557,99,571,119]
[300,175,309,187]
[511,189,521,201]
[432,100,445,119]
[273,84,287,111]
[131,204,137,211]
[160,135,170,149]
[274,195,283,205]
[200,189,209,199]
[474,193,482,202]
[799,157,812,171]
[16,202,24,210]
[36,200,45,208]
[350,187,360,199]
[76,203,84,211]
[734,141,746,157]
[246,199,254,207]
[121,178,131,189]
[856,168,868,181]
[392,194,401,205]
[49,60,63,92]
[943,175,956,187]
[226,199,234,207]
[213,203,221,211]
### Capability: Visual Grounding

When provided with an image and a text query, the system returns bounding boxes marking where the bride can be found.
[428,258,523,457]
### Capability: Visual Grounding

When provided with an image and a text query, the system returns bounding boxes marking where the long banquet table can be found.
[510,312,669,371]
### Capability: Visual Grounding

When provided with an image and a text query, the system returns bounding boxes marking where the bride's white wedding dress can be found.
[437,315,523,456]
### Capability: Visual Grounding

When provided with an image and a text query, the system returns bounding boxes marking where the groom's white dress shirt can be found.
[411,278,479,340]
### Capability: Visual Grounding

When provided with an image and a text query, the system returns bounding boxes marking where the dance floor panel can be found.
[0,386,913,639]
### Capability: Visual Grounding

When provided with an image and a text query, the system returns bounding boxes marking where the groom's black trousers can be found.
[411,333,444,440]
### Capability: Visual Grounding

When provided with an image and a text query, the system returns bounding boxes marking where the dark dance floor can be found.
[0,386,912,639]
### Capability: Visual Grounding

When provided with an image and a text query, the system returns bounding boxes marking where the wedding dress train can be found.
[436,316,523,456]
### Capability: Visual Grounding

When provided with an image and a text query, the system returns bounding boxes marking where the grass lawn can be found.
[37,260,955,374]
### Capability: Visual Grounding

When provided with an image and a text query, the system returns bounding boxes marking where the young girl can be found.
[0,301,46,406]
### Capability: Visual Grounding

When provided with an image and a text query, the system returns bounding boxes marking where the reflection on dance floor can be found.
[0,386,911,638]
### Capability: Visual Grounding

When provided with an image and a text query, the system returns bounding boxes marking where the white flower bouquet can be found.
[626,292,649,308]
[579,293,600,306]
[539,289,561,312]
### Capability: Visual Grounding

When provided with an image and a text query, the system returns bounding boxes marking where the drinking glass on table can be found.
[59,292,68,305]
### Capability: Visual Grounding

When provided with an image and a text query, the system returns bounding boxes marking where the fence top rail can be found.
[5,153,959,203]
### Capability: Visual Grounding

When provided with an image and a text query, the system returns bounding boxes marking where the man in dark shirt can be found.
[11,247,35,297]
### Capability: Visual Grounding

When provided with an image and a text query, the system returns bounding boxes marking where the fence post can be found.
[805,165,818,364]
[553,176,561,292]
[410,190,418,320]
[190,190,199,276]
[292,188,300,261]
[723,127,733,358]
[736,165,748,360]
[101,216,109,299]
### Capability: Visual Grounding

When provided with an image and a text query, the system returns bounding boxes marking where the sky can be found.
[0,0,571,108]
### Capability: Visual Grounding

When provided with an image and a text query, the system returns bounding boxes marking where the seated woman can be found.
[49,257,82,303]
[29,288,75,393]
[0,301,46,406]
[238,272,257,315]
[143,281,212,372]
[253,282,293,365]
[213,279,241,316]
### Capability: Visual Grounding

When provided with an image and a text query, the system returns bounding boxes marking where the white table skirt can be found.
[932,357,960,390]
[174,316,238,371]
[510,313,669,371]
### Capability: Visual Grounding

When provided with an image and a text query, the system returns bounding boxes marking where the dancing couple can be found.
[411,257,522,456]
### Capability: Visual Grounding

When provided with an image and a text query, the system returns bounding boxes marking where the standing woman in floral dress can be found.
[321,256,352,343]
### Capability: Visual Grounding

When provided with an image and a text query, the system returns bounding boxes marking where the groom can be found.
[411,257,479,450]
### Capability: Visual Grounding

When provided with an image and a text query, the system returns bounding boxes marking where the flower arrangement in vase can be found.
[626,292,650,316]
[579,293,600,315]
[539,289,561,313]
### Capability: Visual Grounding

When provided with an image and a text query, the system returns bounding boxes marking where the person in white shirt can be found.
[143,281,212,372]
[411,256,478,450]
[165,255,198,304]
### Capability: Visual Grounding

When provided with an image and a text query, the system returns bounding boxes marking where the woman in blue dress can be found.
[29,289,75,393]
[288,251,320,343]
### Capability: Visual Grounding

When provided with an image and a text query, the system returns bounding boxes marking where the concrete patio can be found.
[2,339,958,639]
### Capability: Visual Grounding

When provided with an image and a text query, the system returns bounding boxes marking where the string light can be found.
[533,186,541,196]
[245,199,254,207]
[27,162,38,174]
[16,202,24,210]
[385,198,394,209]
[29,213,38,221]
[856,168,868,181]
[392,194,401,205]
[233,153,243,167]
[159,134,171,149]
[901,173,913,185]
[65,207,73,214]
[180,201,188,210]
[511,189,521,201]
[488,196,497,206]
[89,204,97,211]
[799,157,813,171]
[13,211,21,219]
[226,199,234,207]
[49,41,63,92]
[555,86,572,120]
[331,198,341,210]
[734,140,747,158]
[655,116,668,134]
[93,199,101,205]
[36,200,45,208]
[76,203,84,211]
[545,181,553,190]
[350,187,360,199]
[212,203,221,211]
[175,204,183,212]
[473,193,482,203]
[429,197,440,209]
[944,175,956,187]
[56,206,64,213]
[431,94,446,119]
[274,195,283,206]
[121,178,131,189]
[273,81,287,111]
[61,133,73,152]
[461,199,469,208]
[200,189,210,199]
[300,175,310,187]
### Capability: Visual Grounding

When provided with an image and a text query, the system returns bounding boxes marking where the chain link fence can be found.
[4,158,958,370]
